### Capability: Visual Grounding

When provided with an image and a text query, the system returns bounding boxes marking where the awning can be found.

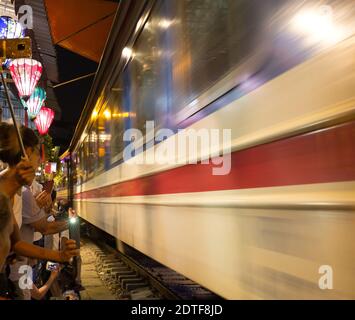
[45,0,118,62]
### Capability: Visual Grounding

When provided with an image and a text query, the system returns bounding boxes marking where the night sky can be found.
[50,45,98,153]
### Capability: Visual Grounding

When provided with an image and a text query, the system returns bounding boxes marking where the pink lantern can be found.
[9,58,43,98]
[34,107,55,135]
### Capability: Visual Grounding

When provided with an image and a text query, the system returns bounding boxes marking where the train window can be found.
[168,0,267,120]
[129,1,169,134]
[83,136,89,182]
[110,77,125,163]
[85,138,90,182]
[72,153,78,186]
[79,144,84,185]
[78,147,81,183]
[74,149,80,186]
[97,106,109,172]
[88,124,98,179]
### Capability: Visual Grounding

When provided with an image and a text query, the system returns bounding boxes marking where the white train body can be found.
[68,0,355,299]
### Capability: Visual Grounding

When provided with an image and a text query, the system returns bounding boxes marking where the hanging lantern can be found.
[0,16,25,68]
[0,16,24,39]
[21,87,47,120]
[34,107,55,135]
[9,58,43,98]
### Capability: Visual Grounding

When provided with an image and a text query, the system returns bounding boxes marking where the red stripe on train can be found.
[75,121,355,199]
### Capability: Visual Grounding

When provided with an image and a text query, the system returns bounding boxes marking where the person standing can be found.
[0,123,79,290]
[9,181,69,299]
[0,193,14,299]
[0,193,13,270]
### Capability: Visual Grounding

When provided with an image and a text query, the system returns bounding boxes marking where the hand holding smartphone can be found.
[46,261,60,272]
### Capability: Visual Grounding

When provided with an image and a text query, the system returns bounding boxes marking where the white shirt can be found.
[31,180,43,197]
[10,186,46,286]
[13,180,43,228]
[31,181,44,242]
[13,192,23,228]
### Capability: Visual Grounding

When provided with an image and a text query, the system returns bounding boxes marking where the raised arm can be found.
[11,217,78,263]
[30,217,69,236]
[31,269,59,300]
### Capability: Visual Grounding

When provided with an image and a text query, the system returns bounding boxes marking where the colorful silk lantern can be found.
[21,87,47,120]
[34,107,55,135]
[0,16,24,39]
[9,58,43,97]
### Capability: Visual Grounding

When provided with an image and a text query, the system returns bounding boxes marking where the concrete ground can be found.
[79,243,116,300]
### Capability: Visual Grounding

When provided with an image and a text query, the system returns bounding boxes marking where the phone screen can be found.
[46,261,59,271]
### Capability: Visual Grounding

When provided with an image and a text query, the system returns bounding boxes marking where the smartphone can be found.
[46,261,59,271]
[43,180,54,194]
[0,38,32,60]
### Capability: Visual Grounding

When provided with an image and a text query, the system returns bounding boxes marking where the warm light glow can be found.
[92,110,98,120]
[9,58,43,97]
[34,107,55,135]
[21,87,46,119]
[99,133,111,142]
[135,12,150,33]
[122,47,133,60]
[291,5,343,45]
[112,112,132,118]
[98,148,105,158]
[89,132,98,143]
[103,109,111,119]
[158,19,174,29]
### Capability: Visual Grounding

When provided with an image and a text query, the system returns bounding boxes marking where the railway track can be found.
[83,238,221,300]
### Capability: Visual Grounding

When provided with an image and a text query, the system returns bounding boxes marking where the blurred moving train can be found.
[59,0,355,299]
